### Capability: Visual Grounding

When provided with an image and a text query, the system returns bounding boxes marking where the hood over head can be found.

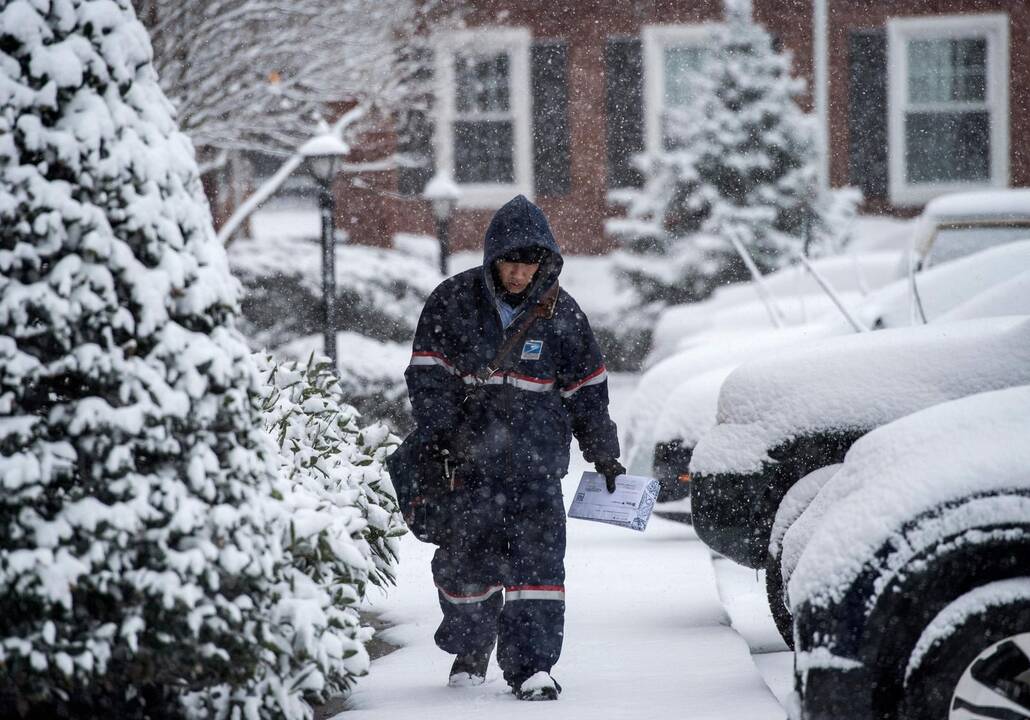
[483,195,563,304]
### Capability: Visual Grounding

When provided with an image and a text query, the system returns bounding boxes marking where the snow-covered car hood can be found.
[627,364,736,478]
[690,316,1030,477]
[623,323,835,475]
[787,384,1030,611]
[652,365,737,448]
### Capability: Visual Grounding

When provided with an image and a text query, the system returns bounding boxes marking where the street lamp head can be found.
[299,133,350,185]
[424,170,462,221]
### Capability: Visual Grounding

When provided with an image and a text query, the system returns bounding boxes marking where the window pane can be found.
[908,38,986,104]
[453,120,514,183]
[664,46,705,108]
[928,225,1030,266]
[905,110,990,183]
[662,45,705,149]
[455,53,510,114]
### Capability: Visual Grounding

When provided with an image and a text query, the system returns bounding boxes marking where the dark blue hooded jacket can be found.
[404,195,620,486]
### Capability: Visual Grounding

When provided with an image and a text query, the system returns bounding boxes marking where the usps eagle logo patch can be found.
[521,339,543,360]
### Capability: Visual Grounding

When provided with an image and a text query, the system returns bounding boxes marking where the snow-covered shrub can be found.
[0,1,400,716]
[608,1,859,308]
[228,229,437,429]
[276,331,413,434]
[181,351,406,717]
[257,351,404,594]
[229,232,442,349]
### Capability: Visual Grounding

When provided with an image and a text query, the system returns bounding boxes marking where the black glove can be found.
[594,458,626,493]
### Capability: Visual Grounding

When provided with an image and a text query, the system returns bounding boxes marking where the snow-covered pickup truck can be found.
[689,316,1030,641]
[785,385,1030,720]
[908,188,1030,271]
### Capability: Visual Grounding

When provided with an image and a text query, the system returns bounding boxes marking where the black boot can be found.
[512,671,562,701]
[448,644,493,687]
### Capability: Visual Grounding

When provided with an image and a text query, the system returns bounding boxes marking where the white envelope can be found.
[567,471,660,532]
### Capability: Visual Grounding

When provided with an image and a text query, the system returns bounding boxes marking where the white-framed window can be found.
[434,28,532,208]
[642,24,713,155]
[887,13,1009,206]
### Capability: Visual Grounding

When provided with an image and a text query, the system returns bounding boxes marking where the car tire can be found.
[765,549,794,649]
[899,586,1030,720]
[765,465,840,650]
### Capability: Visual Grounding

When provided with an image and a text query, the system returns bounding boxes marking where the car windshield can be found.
[926,223,1030,267]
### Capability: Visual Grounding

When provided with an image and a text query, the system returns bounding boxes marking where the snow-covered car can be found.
[623,324,836,502]
[786,385,1030,720]
[649,365,736,504]
[853,238,1030,331]
[630,249,911,503]
[646,250,904,368]
[909,188,1030,270]
[647,190,1030,368]
[637,241,1030,509]
[688,317,1030,642]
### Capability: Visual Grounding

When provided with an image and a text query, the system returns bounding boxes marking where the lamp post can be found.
[299,133,349,366]
[424,171,461,276]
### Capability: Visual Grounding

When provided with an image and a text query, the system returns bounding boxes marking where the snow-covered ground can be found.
[346,373,791,719]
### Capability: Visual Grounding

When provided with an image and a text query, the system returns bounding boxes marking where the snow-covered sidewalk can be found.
[343,374,787,719]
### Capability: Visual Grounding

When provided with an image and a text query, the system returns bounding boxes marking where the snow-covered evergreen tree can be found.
[0,1,400,716]
[608,0,858,306]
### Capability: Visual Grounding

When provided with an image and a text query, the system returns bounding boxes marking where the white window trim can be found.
[434,27,533,209]
[887,13,1009,207]
[642,24,713,157]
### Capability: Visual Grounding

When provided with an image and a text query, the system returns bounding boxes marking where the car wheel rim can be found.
[950,632,1030,719]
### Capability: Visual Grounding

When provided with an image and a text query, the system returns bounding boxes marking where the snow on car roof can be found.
[939,268,1030,322]
[846,216,916,253]
[653,365,736,447]
[654,295,860,366]
[922,188,1030,222]
[624,324,836,475]
[690,316,1030,476]
[854,239,1030,329]
[787,385,1030,611]
[647,251,901,366]
[712,251,903,308]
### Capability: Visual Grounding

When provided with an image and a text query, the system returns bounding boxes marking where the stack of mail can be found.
[567,471,660,532]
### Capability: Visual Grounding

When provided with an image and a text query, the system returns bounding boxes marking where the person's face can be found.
[496,260,540,294]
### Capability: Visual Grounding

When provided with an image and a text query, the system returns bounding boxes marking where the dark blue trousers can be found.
[432,481,566,686]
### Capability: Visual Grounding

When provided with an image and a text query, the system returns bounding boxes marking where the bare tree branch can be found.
[216,105,367,246]
[135,0,452,166]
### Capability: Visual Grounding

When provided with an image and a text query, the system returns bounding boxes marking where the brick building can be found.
[330,0,1029,255]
